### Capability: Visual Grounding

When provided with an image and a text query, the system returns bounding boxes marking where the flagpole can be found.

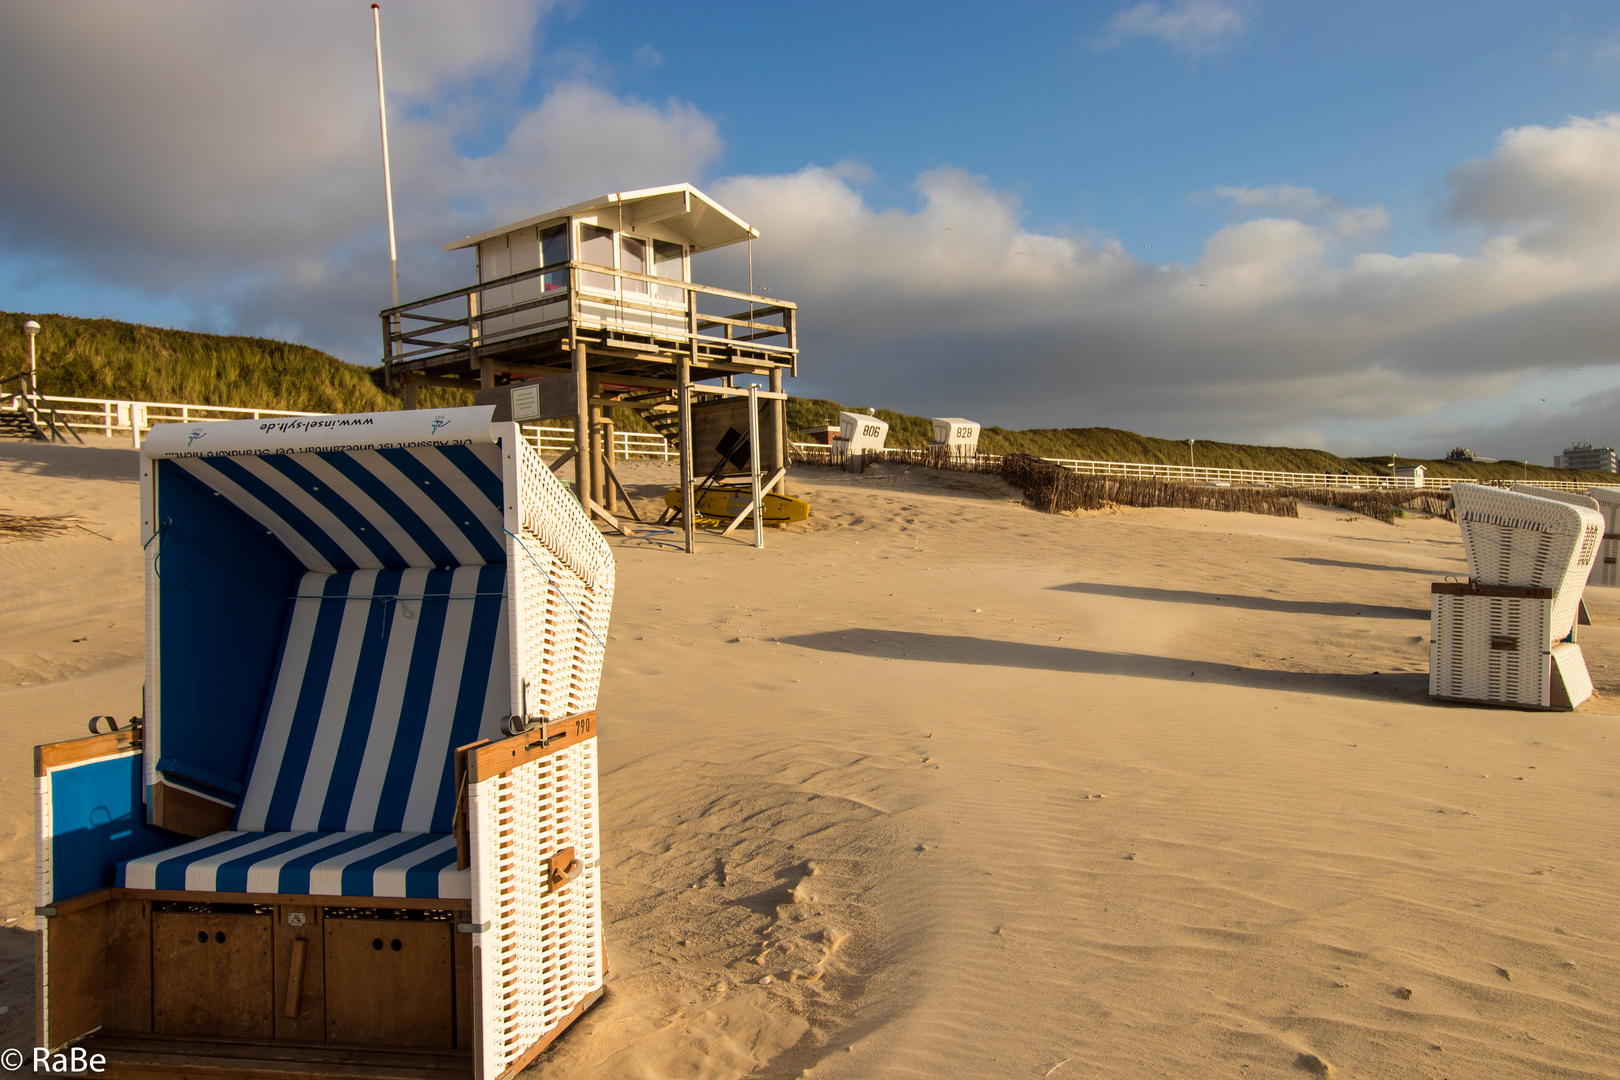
[372,3,399,308]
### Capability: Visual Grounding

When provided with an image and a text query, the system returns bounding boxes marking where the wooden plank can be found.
[547,447,577,474]
[115,890,470,913]
[152,780,235,838]
[1430,581,1553,598]
[721,469,787,537]
[450,740,486,872]
[104,898,153,1034]
[82,1035,471,1080]
[467,713,598,784]
[273,906,324,1042]
[41,887,113,917]
[493,988,604,1080]
[152,910,275,1039]
[325,918,454,1049]
[585,496,630,536]
[36,729,137,775]
[453,928,472,1051]
[42,901,107,1048]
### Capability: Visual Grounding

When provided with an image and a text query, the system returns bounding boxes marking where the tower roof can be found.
[446,183,758,254]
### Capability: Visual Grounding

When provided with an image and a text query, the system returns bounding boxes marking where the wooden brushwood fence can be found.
[999,455,1300,518]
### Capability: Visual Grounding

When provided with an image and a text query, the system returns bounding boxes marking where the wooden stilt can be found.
[573,342,590,506]
[677,355,694,554]
[588,377,605,510]
[401,375,417,411]
[479,356,494,391]
[602,416,617,514]
[748,383,764,549]
[769,366,788,496]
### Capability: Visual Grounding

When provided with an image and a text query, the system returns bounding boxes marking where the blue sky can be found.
[545,1,1620,256]
[5,1,1620,461]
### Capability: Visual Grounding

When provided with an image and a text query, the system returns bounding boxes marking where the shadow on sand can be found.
[1282,556,1463,576]
[778,628,1430,704]
[0,442,139,482]
[1050,581,1429,620]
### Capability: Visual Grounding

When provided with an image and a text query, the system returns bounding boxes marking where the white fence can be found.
[519,425,675,461]
[0,391,1595,492]
[789,443,1596,493]
[0,392,679,459]
[2,392,323,447]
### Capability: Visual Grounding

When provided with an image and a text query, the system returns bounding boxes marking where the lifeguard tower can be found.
[380,184,798,552]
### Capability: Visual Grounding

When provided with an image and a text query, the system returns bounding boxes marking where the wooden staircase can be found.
[614,388,681,441]
[0,408,46,441]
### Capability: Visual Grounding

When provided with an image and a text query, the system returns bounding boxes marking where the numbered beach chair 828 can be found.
[34,406,613,1079]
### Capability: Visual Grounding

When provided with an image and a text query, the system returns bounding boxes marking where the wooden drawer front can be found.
[325,918,455,1048]
[152,910,274,1038]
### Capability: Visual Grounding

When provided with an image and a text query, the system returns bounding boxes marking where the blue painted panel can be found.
[50,754,183,902]
[154,460,301,803]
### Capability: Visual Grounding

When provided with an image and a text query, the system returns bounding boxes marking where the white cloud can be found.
[4,5,1620,463]
[1447,113,1620,256]
[0,1,720,354]
[713,116,1620,457]
[1214,184,1336,215]
[1104,0,1247,57]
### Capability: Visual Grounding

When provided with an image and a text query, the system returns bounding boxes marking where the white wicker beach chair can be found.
[33,407,613,1078]
[1584,486,1620,588]
[1431,484,1600,709]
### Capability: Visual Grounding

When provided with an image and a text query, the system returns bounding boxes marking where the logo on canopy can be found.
[186,429,207,446]
[429,415,450,435]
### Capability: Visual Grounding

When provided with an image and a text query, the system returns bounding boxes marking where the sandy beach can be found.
[3,441,1619,1078]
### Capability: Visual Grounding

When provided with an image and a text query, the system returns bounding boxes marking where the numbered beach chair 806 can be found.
[34,406,613,1079]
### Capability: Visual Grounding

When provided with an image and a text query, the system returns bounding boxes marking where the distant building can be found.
[1395,465,1426,489]
[1554,441,1618,472]
[1446,446,1498,463]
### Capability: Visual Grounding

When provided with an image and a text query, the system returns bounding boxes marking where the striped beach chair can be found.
[34,407,613,1078]
[1430,484,1599,709]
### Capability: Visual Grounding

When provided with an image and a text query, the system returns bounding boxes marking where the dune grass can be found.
[1,311,472,413]
[787,394,1612,486]
[4,312,1611,485]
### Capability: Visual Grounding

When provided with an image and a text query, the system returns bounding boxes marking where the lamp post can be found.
[22,320,40,408]
[1189,438,1196,470]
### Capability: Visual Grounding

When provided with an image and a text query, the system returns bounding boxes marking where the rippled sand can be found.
[4,444,1618,1078]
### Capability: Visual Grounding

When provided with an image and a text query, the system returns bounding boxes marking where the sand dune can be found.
[3,445,1618,1077]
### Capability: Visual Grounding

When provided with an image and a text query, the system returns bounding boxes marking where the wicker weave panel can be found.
[1452,484,1601,639]
[508,437,613,722]
[1551,642,1594,707]
[1585,488,1620,588]
[468,738,602,1078]
[514,437,614,592]
[1510,483,1600,513]
[1428,591,1591,709]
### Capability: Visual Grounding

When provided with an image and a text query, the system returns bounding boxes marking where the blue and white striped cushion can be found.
[235,565,509,835]
[115,830,466,899]
[171,444,507,573]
